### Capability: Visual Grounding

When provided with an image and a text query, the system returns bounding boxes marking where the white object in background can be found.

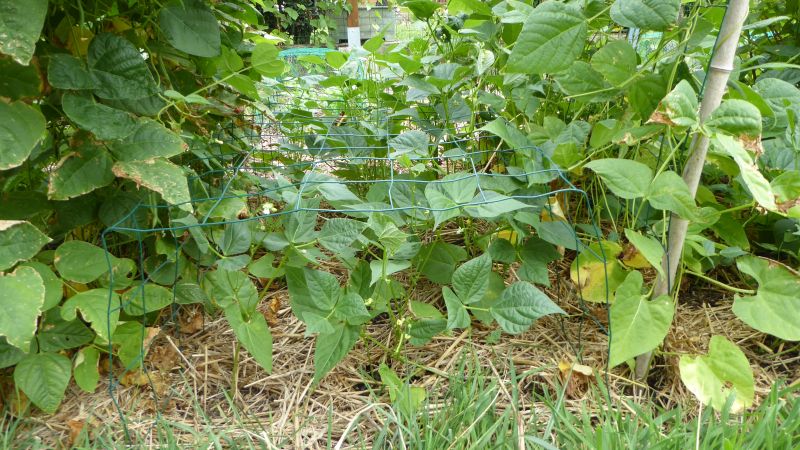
[347,27,361,49]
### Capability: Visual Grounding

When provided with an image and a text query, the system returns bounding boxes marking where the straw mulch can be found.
[9,258,796,449]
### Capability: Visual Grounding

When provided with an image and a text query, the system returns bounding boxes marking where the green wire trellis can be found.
[100,97,613,439]
[278,47,368,79]
[278,47,334,78]
[87,4,736,441]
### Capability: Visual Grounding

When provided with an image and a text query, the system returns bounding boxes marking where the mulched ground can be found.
[10,259,797,449]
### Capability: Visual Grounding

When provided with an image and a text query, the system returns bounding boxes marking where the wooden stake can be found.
[634,0,751,381]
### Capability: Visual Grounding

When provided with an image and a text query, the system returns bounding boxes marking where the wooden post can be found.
[347,0,360,49]
[634,0,751,382]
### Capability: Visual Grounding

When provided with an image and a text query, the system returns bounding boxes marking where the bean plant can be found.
[0,0,798,417]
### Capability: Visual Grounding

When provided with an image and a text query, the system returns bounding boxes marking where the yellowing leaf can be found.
[679,336,754,413]
[496,229,520,245]
[620,245,651,269]
[66,26,94,57]
[111,17,132,32]
[558,360,593,377]
[569,241,627,303]
[623,228,666,278]
[542,196,567,222]
[64,281,89,299]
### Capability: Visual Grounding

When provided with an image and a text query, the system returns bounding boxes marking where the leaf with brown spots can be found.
[112,159,192,212]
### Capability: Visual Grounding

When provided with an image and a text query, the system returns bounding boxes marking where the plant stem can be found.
[231,341,240,397]
[465,306,489,312]
[256,254,287,301]
[684,270,755,295]
[716,201,755,215]
[362,334,447,377]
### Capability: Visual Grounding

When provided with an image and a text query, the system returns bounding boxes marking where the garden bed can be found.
[9,258,796,448]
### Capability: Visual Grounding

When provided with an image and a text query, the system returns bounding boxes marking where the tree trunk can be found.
[347,0,361,49]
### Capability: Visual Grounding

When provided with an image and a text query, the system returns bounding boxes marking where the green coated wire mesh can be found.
[99,93,613,437]
[278,47,367,79]
[278,47,335,58]
[278,47,334,77]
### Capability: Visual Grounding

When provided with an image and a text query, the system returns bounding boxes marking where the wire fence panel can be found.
[99,95,612,434]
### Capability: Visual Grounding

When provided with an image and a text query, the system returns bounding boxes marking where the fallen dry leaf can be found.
[119,370,168,396]
[179,310,204,334]
[66,417,86,447]
[143,326,160,349]
[558,360,594,399]
[120,370,150,387]
[148,344,180,372]
[3,387,31,418]
[263,297,282,327]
